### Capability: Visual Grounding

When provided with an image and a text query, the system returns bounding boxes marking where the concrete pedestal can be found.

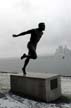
[10,72,61,102]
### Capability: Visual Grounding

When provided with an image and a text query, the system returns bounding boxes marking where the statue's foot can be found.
[21,54,26,60]
[22,68,26,75]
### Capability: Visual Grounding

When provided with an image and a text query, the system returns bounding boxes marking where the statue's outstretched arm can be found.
[12,29,33,37]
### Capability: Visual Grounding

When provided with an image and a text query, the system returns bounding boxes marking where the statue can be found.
[12,22,45,75]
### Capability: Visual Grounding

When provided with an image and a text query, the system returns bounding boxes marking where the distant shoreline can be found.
[0,71,71,78]
[0,71,18,74]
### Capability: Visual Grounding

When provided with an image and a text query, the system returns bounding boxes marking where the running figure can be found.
[13,22,45,75]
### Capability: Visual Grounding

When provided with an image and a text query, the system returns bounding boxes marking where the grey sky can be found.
[47,0,71,48]
[0,0,71,57]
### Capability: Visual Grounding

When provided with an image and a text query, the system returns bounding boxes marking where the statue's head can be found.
[38,22,45,31]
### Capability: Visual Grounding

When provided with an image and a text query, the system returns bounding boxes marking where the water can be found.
[0,55,71,76]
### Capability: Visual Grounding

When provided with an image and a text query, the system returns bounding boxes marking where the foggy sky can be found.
[0,0,71,57]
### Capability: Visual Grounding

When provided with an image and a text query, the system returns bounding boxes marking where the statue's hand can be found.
[12,34,17,37]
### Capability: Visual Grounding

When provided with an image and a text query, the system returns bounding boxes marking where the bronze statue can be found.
[13,22,45,75]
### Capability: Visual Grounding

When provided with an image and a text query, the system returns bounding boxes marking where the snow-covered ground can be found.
[0,73,71,108]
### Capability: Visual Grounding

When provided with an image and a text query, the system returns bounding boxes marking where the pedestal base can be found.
[10,72,61,102]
